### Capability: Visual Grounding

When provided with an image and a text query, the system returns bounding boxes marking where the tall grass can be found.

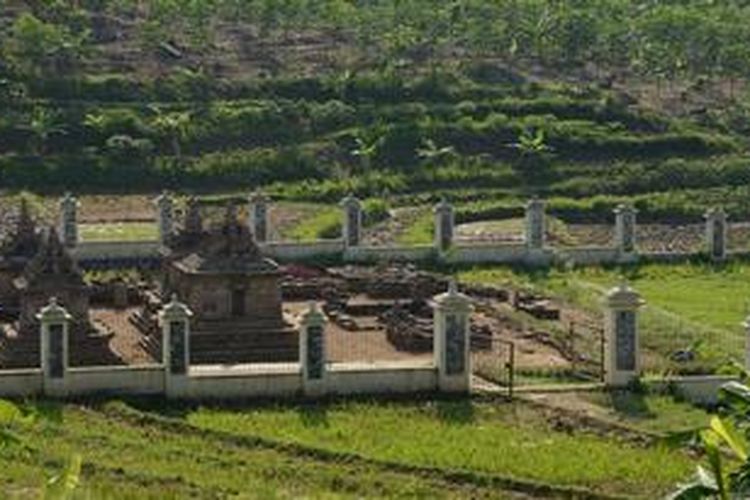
[187,400,694,497]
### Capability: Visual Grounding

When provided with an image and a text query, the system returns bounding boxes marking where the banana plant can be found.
[670,381,750,499]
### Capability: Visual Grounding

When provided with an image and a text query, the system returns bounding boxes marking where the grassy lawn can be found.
[579,391,712,435]
[396,210,433,245]
[79,222,158,242]
[458,262,749,374]
[278,204,342,241]
[185,399,695,497]
[1,402,508,499]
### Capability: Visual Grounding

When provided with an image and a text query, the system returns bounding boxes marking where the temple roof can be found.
[0,199,41,262]
[173,204,278,275]
[14,227,86,290]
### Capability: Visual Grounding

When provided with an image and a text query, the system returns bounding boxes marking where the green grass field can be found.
[278,204,342,242]
[183,398,695,497]
[0,396,706,498]
[579,391,711,435]
[79,222,158,242]
[460,262,750,374]
[2,401,524,499]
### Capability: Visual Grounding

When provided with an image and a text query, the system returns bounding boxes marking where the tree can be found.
[417,138,456,167]
[350,128,384,174]
[20,108,67,156]
[149,107,191,165]
[5,13,88,80]
[509,126,554,185]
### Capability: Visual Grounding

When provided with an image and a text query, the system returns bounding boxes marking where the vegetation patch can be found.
[185,399,694,497]
[78,222,157,242]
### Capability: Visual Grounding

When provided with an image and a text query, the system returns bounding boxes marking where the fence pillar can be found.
[432,281,472,393]
[248,191,270,243]
[184,196,203,235]
[59,192,78,248]
[744,315,750,373]
[155,191,174,246]
[37,297,71,397]
[604,283,644,387]
[614,204,637,260]
[525,197,545,251]
[159,294,192,397]
[434,198,454,252]
[705,207,727,261]
[299,302,327,396]
[340,194,362,248]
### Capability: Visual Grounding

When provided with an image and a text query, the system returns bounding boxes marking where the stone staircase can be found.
[190,318,299,365]
[130,309,161,359]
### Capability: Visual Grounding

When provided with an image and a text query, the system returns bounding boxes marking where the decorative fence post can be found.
[155,191,174,246]
[340,194,362,248]
[525,197,546,251]
[705,207,728,261]
[434,198,454,252]
[604,283,645,387]
[299,302,327,395]
[248,191,270,243]
[184,196,203,235]
[159,294,192,397]
[59,192,79,248]
[614,204,637,260]
[37,297,71,397]
[432,281,472,393]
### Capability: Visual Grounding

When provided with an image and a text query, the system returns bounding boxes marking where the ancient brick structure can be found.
[165,203,297,364]
[0,200,42,316]
[0,228,120,368]
[14,227,91,334]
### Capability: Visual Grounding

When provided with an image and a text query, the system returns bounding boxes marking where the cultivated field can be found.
[0,394,710,498]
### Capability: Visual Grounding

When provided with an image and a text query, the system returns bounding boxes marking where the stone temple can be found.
[162,202,297,364]
[0,199,41,317]
[0,213,119,367]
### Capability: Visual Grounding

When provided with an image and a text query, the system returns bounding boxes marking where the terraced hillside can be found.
[0,1,749,222]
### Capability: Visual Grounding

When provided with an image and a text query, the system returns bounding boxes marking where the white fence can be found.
[59,194,739,268]
[0,362,439,400]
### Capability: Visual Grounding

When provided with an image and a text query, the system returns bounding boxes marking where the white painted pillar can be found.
[159,294,192,397]
[59,192,79,248]
[340,194,362,248]
[432,280,473,393]
[525,197,545,251]
[614,204,637,258]
[433,199,455,252]
[248,191,270,243]
[705,207,728,261]
[37,297,71,397]
[155,191,174,246]
[299,302,327,396]
[604,283,645,387]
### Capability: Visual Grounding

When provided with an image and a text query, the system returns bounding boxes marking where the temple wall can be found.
[72,241,161,261]
[344,245,435,263]
[555,247,620,265]
[65,364,164,396]
[646,375,739,405]
[326,365,437,395]
[442,243,528,264]
[0,363,439,399]
[260,240,345,261]
[0,369,42,396]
